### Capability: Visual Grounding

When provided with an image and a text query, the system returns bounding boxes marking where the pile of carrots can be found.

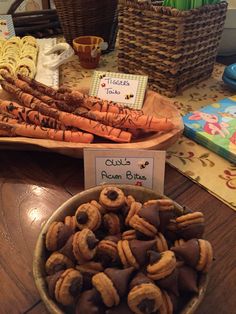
[0,72,175,143]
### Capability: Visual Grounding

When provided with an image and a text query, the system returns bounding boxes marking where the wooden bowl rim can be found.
[33,184,208,314]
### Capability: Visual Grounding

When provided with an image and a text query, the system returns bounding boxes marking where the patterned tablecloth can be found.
[60,50,236,211]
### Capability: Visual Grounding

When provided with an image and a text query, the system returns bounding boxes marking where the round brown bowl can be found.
[33,184,208,314]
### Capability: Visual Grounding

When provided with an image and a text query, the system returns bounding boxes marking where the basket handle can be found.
[7,0,25,14]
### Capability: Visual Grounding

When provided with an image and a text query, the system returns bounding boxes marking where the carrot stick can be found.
[0,113,93,142]
[13,73,145,121]
[1,81,132,143]
[0,99,64,130]
[0,113,19,124]
[0,130,9,136]
[69,91,144,115]
[17,73,68,101]
[2,72,74,113]
[0,113,25,136]
[57,86,73,94]
[0,115,12,135]
[12,73,145,117]
[80,110,175,132]
[0,120,94,143]
[1,81,57,114]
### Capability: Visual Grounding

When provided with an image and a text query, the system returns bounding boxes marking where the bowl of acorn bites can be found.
[33,185,213,314]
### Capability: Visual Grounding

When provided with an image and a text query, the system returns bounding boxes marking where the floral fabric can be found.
[166,65,236,211]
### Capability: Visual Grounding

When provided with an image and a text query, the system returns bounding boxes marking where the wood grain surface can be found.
[0,150,235,314]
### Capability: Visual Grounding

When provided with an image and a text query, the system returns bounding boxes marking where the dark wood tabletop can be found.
[0,149,235,314]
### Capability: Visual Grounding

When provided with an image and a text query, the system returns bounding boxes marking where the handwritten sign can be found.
[84,149,166,194]
[0,15,15,39]
[89,71,148,110]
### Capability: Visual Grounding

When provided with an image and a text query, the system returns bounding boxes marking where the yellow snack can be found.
[21,35,37,47]
[0,38,6,49]
[0,56,17,68]
[15,57,36,78]
[2,45,19,55]
[0,35,38,79]
[0,63,15,79]
[19,53,37,63]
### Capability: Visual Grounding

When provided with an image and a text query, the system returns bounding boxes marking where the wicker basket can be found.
[118,0,228,97]
[53,0,118,52]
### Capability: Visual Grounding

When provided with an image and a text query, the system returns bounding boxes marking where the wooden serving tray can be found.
[0,90,183,158]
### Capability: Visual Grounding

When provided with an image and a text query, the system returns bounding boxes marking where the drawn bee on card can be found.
[99,74,106,79]
[125,94,134,100]
[138,161,149,169]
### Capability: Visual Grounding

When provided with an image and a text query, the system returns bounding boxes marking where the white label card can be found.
[89,71,148,110]
[84,149,166,194]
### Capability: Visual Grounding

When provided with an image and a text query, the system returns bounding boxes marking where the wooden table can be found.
[0,149,235,314]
